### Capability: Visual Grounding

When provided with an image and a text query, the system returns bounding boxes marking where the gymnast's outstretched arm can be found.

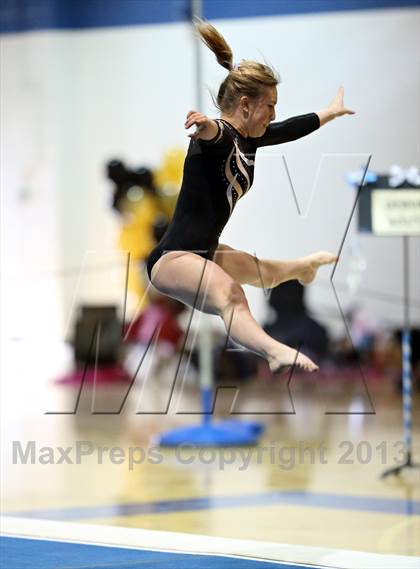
[255,85,355,148]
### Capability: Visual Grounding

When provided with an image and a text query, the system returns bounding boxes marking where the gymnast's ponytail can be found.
[193,18,234,71]
[194,18,279,114]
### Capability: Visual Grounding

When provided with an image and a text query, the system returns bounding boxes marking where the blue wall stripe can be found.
[1,537,312,569]
[204,0,420,19]
[7,490,420,521]
[1,0,419,34]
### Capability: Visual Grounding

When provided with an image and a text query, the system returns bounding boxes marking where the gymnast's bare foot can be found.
[297,251,338,286]
[267,345,319,374]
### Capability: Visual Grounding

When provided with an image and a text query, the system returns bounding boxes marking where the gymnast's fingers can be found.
[185,112,202,129]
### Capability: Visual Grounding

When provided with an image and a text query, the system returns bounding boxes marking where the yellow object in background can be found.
[118,191,161,261]
[116,147,185,304]
[154,147,185,216]
[118,191,162,305]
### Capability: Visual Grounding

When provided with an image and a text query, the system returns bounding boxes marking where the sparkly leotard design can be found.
[146,113,320,280]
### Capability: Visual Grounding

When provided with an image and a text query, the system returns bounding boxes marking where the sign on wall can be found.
[358,175,420,237]
[371,189,420,236]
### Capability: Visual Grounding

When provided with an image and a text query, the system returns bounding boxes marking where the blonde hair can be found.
[194,18,279,113]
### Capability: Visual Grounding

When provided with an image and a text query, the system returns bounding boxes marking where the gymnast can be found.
[146,19,355,374]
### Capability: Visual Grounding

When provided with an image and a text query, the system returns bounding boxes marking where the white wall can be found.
[1,33,63,339]
[1,7,419,343]
[205,9,420,333]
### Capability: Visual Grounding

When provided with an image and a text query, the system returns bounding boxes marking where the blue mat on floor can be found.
[1,536,317,568]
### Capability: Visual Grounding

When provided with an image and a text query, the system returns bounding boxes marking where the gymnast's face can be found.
[242,86,277,137]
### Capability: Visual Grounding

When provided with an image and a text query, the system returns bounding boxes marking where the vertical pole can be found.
[402,236,412,465]
[192,0,203,111]
[191,0,213,425]
[199,312,213,425]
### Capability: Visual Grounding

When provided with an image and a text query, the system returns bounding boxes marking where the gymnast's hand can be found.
[316,86,355,126]
[185,110,219,140]
[328,85,355,118]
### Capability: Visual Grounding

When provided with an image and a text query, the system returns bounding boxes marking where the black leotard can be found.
[146,113,320,280]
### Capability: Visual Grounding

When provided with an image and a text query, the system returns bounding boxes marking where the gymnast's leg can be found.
[148,250,318,373]
[213,243,337,288]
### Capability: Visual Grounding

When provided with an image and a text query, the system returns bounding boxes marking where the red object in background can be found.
[125,297,184,348]
[55,298,185,386]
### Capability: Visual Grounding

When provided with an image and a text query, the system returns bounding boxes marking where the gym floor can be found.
[1,337,419,568]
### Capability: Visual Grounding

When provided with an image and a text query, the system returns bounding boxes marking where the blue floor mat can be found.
[1,536,319,569]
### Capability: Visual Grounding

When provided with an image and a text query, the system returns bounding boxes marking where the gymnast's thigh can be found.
[148,250,240,315]
[213,243,263,286]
